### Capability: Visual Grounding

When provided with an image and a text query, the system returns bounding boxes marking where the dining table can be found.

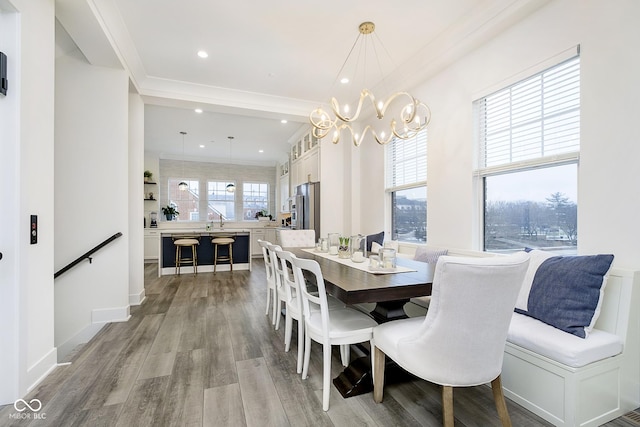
[288,247,435,322]
[287,247,435,398]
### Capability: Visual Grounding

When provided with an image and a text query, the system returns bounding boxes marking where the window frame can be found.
[385,129,428,243]
[474,53,580,253]
[166,178,200,222]
[242,182,270,221]
[207,180,236,221]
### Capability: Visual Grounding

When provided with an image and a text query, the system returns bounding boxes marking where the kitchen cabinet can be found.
[289,129,321,189]
[251,228,277,257]
[279,174,290,212]
[144,229,160,260]
[251,229,265,256]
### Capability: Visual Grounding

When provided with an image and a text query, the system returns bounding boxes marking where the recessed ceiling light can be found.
[281,119,287,124]
[340,77,349,84]
[259,149,264,153]
[199,144,205,148]
[195,108,203,113]
[197,50,208,58]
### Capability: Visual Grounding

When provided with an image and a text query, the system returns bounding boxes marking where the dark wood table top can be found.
[289,248,434,305]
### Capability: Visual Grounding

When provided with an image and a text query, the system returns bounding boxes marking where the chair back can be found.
[290,256,330,338]
[279,230,316,248]
[402,252,530,386]
[257,239,274,281]
[275,249,301,311]
[267,243,284,291]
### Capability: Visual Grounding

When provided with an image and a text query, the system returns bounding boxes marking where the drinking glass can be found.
[380,248,397,269]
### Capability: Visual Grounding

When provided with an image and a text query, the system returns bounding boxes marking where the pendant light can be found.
[178,131,188,191]
[226,136,236,193]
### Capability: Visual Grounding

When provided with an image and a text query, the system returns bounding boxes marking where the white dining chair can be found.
[372,252,530,427]
[290,255,378,411]
[258,239,277,324]
[275,249,347,374]
[267,243,287,330]
[278,229,316,248]
[273,248,305,373]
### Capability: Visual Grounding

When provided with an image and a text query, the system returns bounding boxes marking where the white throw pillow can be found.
[371,241,383,254]
[514,249,554,312]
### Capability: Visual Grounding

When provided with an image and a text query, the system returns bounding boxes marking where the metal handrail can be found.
[54,232,123,279]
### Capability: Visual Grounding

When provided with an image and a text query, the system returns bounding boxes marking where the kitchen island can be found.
[158,229,251,275]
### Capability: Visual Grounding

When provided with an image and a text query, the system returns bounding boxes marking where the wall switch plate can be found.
[30,215,37,244]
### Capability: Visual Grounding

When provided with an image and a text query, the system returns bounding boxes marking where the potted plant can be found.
[144,170,153,182]
[161,205,179,221]
[254,209,272,221]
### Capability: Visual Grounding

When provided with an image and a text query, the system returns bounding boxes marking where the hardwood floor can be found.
[1,260,638,426]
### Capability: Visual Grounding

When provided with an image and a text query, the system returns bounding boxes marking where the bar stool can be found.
[212,236,235,272]
[173,235,200,275]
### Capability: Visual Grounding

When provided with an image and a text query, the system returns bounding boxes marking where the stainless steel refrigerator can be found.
[293,182,320,240]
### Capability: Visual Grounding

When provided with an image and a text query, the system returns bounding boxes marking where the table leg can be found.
[369,299,410,323]
[333,299,412,398]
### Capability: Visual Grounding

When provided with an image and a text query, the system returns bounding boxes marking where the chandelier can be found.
[309,21,431,146]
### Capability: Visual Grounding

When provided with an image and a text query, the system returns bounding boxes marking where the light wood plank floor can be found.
[1,260,638,426]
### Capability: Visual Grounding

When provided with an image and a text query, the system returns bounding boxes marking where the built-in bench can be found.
[397,244,640,426]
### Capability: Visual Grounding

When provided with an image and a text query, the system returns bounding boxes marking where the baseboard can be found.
[26,347,58,394]
[57,306,131,362]
[91,305,130,324]
[56,323,105,363]
[129,289,146,306]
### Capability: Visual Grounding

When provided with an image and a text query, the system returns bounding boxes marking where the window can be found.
[208,181,235,221]
[386,129,427,243]
[475,55,580,253]
[243,182,269,220]
[167,179,199,221]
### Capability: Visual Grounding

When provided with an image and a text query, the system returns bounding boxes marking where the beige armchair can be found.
[372,252,530,426]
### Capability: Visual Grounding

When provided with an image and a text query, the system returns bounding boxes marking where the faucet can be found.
[219,215,224,229]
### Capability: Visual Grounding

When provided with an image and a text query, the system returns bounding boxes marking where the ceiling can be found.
[55,0,547,166]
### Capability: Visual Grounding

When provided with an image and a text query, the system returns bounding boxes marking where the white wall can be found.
[128,90,145,304]
[319,137,347,237]
[357,0,640,270]
[54,39,130,360]
[0,3,20,405]
[0,0,57,404]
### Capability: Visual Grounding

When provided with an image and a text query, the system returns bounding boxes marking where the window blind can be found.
[477,56,580,170]
[385,129,427,190]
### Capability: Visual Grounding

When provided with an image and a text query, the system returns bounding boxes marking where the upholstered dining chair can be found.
[267,243,287,330]
[257,239,277,324]
[372,253,530,427]
[278,229,316,248]
[290,255,378,411]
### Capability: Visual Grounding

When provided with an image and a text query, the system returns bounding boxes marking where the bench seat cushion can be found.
[507,313,623,368]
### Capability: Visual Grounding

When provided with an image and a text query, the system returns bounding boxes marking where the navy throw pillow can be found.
[366,231,384,252]
[518,254,614,338]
